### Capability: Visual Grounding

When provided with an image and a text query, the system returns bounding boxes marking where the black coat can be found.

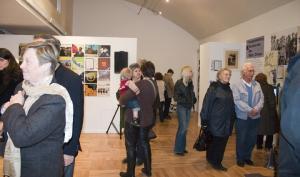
[279,53,300,177]
[200,81,235,137]
[2,94,66,177]
[257,82,277,135]
[173,79,196,109]
[55,64,84,157]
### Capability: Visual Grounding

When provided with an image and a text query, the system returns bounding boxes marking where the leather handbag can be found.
[193,127,212,151]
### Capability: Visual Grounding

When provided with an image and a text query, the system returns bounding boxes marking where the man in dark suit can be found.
[33,34,84,177]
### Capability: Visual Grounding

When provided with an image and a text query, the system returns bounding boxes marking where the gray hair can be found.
[23,41,58,74]
[241,62,254,77]
[216,68,232,81]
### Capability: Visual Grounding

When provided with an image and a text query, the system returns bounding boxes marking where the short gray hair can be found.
[216,68,232,81]
[241,62,254,76]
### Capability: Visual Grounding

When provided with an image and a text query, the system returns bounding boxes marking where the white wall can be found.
[0,34,137,133]
[72,0,199,86]
[200,0,300,45]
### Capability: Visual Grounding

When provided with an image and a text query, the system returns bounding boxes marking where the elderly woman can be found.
[0,41,73,177]
[200,68,235,171]
[173,66,197,156]
[119,61,157,177]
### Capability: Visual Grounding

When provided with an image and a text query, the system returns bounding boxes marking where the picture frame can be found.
[224,50,239,69]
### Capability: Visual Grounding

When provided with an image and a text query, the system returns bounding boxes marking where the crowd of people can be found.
[0,33,299,177]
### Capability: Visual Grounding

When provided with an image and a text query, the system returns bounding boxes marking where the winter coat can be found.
[173,79,196,109]
[200,81,235,137]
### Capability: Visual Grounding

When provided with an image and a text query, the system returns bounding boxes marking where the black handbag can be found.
[193,127,212,151]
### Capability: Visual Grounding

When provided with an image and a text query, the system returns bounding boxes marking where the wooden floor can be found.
[0,111,274,177]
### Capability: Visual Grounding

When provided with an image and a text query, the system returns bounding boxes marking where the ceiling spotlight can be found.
[158,11,162,15]
[165,0,170,2]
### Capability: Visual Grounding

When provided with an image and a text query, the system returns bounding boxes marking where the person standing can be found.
[119,61,157,177]
[255,73,277,151]
[278,53,300,177]
[173,66,197,155]
[163,69,174,119]
[232,63,264,167]
[155,72,165,122]
[33,34,84,177]
[200,68,235,171]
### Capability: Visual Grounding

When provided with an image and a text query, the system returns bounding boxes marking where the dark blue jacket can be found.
[279,53,300,177]
[200,81,235,137]
[55,64,84,157]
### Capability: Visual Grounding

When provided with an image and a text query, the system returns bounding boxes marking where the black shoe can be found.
[212,164,228,171]
[257,145,263,150]
[122,158,127,164]
[184,150,188,153]
[245,159,254,166]
[120,172,133,177]
[175,152,184,156]
[237,160,245,167]
[141,168,152,177]
[130,120,140,127]
[136,159,143,166]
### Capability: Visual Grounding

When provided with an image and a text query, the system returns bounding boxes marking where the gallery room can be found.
[0,0,300,177]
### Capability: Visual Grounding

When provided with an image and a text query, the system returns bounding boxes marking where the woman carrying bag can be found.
[200,68,235,171]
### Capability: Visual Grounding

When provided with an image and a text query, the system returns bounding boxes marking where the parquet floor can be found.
[0,111,274,177]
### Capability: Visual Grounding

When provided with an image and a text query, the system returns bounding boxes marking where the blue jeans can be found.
[236,118,260,162]
[174,105,191,153]
[64,161,75,177]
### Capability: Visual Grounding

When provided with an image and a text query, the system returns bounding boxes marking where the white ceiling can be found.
[125,0,294,40]
[0,0,55,34]
[0,0,295,38]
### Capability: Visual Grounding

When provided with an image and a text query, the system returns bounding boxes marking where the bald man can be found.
[232,63,264,167]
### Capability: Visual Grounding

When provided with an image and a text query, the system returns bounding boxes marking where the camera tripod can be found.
[106,104,122,139]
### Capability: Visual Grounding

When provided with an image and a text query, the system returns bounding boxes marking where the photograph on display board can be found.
[71,57,84,76]
[271,27,298,65]
[224,50,239,69]
[72,44,85,57]
[97,86,110,96]
[59,57,72,69]
[84,84,97,96]
[98,58,110,70]
[98,45,111,57]
[211,60,222,71]
[60,44,72,57]
[85,71,97,84]
[246,36,264,58]
[264,51,278,86]
[85,57,98,70]
[98,70,110,81]
[85,44,99,57]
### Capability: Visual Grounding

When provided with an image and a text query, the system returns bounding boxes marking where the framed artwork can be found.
[224,50,239,69]
[211,60,222,71]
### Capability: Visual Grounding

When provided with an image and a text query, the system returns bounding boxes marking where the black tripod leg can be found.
[106,105,120,134]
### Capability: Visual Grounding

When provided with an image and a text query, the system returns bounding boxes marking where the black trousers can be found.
[124,122,152,176]
[164,91,172,118]
[206,136,229,166]
[257,134,273,149]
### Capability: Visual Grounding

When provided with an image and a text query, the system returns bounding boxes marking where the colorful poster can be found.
[98,70,110,81]
[98,58,110,70]
[60,44,72,57]
[59,57,72,69]
[84,84,97,96]
[71,57,84,76]
[85,44,99,57]
[85,57,98,70]
[98,45,111,57]
[72,44,85,57]
[246,36,264,58]
[84,71,97,84]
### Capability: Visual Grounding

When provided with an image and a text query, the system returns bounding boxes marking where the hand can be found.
[2,101,11,111]
[64,154,74,166]
[249,108,258,117]
[10,91,25,105]
[127,81,140,94]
